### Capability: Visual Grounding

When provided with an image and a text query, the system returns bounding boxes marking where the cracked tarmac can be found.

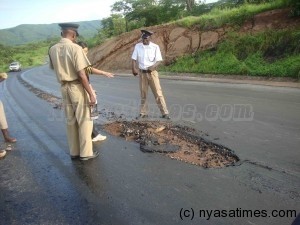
[20,76,239,168]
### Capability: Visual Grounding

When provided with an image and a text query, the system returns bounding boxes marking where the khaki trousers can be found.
[139,70,169,115]
[61,81,93,157]
[0,101,8,129]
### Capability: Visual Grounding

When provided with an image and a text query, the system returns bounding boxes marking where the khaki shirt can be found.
[49,38,90,84]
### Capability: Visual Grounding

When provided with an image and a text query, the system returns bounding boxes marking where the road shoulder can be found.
[114,70,300,89]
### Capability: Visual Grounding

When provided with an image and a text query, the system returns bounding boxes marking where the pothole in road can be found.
[102,120,239,168]
[19,76,239,168]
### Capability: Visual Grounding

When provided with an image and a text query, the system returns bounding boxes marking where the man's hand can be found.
[148,66,156,72]
[104,72,114,78]
[78,69,96,106]
[148,62,161,72]
[132,68,139,76]
[132,60,138,76]
[89,94,96,106]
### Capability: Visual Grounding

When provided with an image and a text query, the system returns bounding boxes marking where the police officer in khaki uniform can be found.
[49,23,98,160]
[131,30,170,119]
[0,72,17,143]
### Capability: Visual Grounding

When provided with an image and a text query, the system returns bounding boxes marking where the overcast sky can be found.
[0,0,218,29]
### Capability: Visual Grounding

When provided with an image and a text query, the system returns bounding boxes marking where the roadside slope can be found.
[88,8,300,72]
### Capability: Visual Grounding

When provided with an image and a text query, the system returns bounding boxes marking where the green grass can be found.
[175,0,288,29]
[163,29,300,78]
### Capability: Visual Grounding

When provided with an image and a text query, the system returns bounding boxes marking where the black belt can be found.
[140,69,152,73]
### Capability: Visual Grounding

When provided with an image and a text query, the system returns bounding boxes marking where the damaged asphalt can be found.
[0,66,299,225]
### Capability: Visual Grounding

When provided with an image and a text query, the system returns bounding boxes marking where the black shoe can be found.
[136,114,148,119]
[71,155,80,160]
[162,114,171,119]
[80,151,99,161]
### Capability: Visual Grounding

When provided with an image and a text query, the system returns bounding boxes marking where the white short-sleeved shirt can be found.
[131,42,163,70]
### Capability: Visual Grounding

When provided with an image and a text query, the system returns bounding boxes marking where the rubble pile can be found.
[103,120,239,168]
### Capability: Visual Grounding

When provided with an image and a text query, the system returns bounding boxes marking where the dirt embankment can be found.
[88,8,300,72]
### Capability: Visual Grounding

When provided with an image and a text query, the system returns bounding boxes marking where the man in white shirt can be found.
[131,30,170,119]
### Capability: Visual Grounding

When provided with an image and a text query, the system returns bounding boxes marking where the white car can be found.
[9,62,22,71]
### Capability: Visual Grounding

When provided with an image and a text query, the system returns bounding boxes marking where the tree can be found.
[186,0,196,12]
[105,0,212,37]
[159,0,186,21]
[111,0,133,31]
[112,15,127,35]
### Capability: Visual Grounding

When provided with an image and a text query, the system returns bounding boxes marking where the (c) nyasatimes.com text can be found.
[179,208,297,221]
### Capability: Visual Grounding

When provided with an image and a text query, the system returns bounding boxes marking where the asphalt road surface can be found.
[0,65,299,225]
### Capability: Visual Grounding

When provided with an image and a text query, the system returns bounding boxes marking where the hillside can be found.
[88,8,300,77]
[0,20,101,46]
